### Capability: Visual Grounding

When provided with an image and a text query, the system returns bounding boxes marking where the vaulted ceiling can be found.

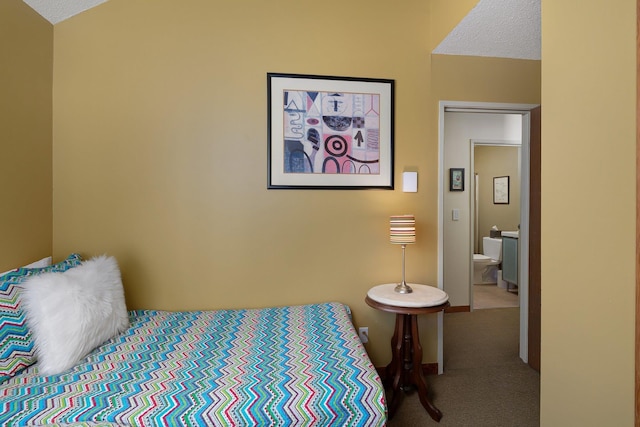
[433,0,540,60]
[23,0,108,25]
[22,0,540,60]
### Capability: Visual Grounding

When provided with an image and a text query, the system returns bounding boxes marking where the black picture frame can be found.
[493,176,510,204]
[449,168,465,191]
[267,72,394,189]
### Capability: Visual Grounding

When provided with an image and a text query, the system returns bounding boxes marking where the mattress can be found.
[0,302,386,426]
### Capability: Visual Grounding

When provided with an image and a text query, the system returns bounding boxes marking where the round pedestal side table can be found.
[365,283,449,422]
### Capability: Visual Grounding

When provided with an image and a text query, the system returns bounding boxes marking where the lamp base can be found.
[394,281,413,294]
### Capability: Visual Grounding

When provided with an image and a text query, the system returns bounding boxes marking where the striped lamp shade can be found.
[390,215,416,245]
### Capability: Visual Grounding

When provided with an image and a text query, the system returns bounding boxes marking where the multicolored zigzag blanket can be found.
[0,302,386,426]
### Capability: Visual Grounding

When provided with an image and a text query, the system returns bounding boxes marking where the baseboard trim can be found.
[445,305,470,313]
[421,363,439,375]
[376,363,439,380]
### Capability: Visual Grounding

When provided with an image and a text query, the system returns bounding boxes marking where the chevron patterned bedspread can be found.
[0,302,386,426]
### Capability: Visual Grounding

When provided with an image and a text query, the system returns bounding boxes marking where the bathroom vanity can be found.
[501,231,519,287]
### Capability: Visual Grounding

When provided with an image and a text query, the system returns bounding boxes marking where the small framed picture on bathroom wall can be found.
[449,168,464,191]
[493,176,510,204]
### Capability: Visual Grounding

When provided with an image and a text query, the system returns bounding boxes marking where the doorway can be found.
[437,101,539,370]
[471,141,521,310]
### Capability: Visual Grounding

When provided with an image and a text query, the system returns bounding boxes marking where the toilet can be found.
[473,237,502,285]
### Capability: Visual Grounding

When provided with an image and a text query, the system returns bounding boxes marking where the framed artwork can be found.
[449,168,464,191]
[267,73,394,189]
[493,176,510,204]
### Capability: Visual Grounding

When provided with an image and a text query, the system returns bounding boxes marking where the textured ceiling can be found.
[22,0,108,25]
[22,0,540,61]
[433,0,541,60]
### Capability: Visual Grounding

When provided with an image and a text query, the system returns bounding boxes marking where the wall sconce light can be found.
[402,172,418,192]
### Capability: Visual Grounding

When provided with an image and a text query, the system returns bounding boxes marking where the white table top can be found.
[367,283,449,308]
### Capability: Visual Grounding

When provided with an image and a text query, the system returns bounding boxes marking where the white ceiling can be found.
[433,0,541,60]
[22,0,540,60]
[23,0,108,25]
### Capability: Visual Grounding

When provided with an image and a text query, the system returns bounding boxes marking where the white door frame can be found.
[437,100,539,367]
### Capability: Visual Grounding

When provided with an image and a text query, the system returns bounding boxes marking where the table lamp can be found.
[390,214,416,294]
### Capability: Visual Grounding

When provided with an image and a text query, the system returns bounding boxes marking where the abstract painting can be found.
[268,73,394,189]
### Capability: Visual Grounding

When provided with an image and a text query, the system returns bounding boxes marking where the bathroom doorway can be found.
[437,101,540,369]
[471,141,521,310]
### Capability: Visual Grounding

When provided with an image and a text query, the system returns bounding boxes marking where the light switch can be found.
[452,209,460,221]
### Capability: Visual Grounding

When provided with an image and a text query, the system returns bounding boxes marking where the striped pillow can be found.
[0,254,82,382]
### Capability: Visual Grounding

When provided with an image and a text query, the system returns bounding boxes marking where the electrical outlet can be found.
[358,327,369,343]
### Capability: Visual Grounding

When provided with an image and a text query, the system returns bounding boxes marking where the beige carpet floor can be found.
[473,284,519,310]
[387,307,539,426]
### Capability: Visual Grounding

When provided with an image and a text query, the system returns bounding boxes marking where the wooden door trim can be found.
[635,0,640,427]
[528,107,541,372]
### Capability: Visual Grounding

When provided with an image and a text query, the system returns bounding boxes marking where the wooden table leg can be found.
[364,293,449,422]
[384,313,443,422]
[385,313,405,418]
[409,314,443,422]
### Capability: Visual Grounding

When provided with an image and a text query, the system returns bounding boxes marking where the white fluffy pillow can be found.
[19,255,129,375]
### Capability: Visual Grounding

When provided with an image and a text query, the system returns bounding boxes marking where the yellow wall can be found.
[429,0,481,51]
[8,0,637,422]
[49,0,540,367]
[541,1,636,425]
[476,145,521,245]
[431,55,541,103]
[51,0,436,366]
[0,1,53,271]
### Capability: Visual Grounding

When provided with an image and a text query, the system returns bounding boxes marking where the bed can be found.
[0,301,387,426]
